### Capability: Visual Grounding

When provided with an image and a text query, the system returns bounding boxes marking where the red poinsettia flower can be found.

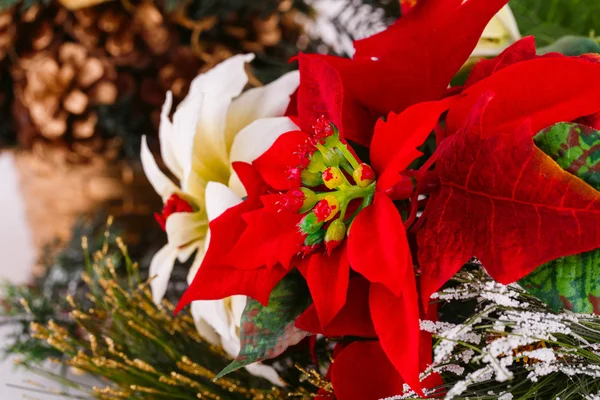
[417,39,600,305]
[176,0,512,396]
[177,106,452,394]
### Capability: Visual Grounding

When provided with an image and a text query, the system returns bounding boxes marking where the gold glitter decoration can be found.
[295,365,333,393]
[19,298,32,314]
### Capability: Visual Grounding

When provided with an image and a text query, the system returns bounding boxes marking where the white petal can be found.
[201,228,212,266]
[177,241,199,264]
[158,91,184,181]
[190,299,231,339]
[186,245,206,285]
[472,5,521,57]
[226,70,299,151]
[244,363,286,387]
[230,295,247,330]
[188,54,255,99]
[221,335,241,359]
[149,244,179,304]
[229,117,300,165]
[165,212,207,249]
[171,90,205,191]
[227,173,247,199]
[190,302,221,346]
[226,295,246,345]
[204,182,243,222]
[185,54,256,193]
[140,136,178,202]
[496,5,521,42]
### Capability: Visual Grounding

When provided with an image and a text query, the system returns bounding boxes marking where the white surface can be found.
[0,152,36,284]
[0,152,48,399]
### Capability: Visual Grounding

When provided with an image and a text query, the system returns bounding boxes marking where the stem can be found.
[338,157,354,175]
[334,142,360,169]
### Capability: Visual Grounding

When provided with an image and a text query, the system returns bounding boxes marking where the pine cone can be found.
[0,3,69,62]
[0,9,15,61]
[5,0,315,162]
[12,41,119,159]
[66,1,173,67]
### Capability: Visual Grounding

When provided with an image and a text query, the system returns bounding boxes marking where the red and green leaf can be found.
[520,123,600,313]
[418,95,600,306]
[519,251,600,313]
[533,122,600,190]
[216,273,310,379]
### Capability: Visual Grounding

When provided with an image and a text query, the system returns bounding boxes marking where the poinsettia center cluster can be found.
[276,117,376,255]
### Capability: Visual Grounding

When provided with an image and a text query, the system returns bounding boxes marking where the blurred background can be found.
[0,0,598,398]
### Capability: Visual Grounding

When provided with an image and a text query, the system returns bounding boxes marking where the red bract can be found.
[446,54,600,138]
[330,341,409,400]
[419,90,600,306]
[416,41,600,305]
[296,276,376,338]
[296,0,508,146]
[463,36,600,90]
[328,339,445,400]
[463,36,539,88]
[176,162,289,306]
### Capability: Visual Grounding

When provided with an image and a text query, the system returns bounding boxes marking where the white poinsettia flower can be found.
[471,4,521,58]
[141,54,299,386]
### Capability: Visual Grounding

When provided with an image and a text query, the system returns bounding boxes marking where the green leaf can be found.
[538,36,600,57]
[520,122,600,313]
[509,0,600,46]
[215,273,310,380]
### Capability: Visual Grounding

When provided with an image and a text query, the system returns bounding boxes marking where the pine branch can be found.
[2,221,319,399]
[396,268,600,400]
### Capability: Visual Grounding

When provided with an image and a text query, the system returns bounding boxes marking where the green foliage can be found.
[520,123,600,313]
[94,95,154,161]
[2,220,319,398]
[217,272,311,379]
[510,0,600,46]
[538,35,600,56]
[0,282,65,363]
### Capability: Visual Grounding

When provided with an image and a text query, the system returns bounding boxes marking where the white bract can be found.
[141,54,299,385]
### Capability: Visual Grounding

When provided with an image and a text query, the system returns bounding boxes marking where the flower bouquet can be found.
[138,0,600,397]
[139,0,600,397]
[7,0,600,399]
